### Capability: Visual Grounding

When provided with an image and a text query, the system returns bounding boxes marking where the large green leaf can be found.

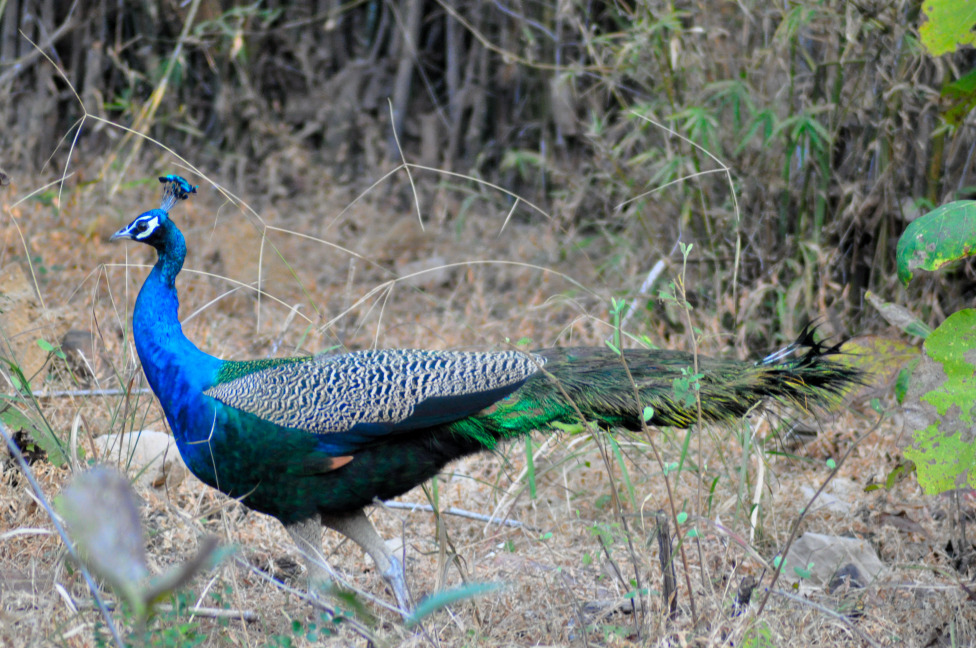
[896,201,976,285]
[406,582,504,627]
[919,0,976,56]
[903,310,976,494]
[865,292,932,339]
[942,68,976,127]
[56,466,226,621]
[56,467,150,612]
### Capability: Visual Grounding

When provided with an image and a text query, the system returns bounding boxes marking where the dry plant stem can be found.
[768,588,882,648]
[534,355,653,629]
[625,112,744,314]
[78,602,259,623]
[755,415,883,617]
[19,387,153,398]
[616,353,699,623]
[0,422,125,648]
[387,100,423,230]
[590,432,646,629]
[953,490,971,571]
[559,573,589,648]
[382,501,536,530]
[675,265,711,594]
[655,511,678,620]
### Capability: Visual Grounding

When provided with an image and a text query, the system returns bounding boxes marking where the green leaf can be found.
[642,406,655,423]
[144,536,225,606]
[524,436,536,500]
[330,590,376,625]
[896,201,976,285]
[56,467,150,614]
[942,67,976,127]
[406,582,504,627]
[741,621,774,648]
[885,461,914,490]
[793,565,812,580]
[865,291,933,338]
[919,0,976,56]
[608,435,636,510]
[895,363,916,404]
[37,338,66,360]
[903,310,976,493]
[0,406,67,466]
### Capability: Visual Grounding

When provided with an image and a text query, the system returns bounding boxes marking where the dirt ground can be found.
[0,166,973,647]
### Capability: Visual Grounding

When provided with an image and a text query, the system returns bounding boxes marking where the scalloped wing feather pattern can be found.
[204,348,544,434]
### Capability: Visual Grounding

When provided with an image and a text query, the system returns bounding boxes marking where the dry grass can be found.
[0,161,972,647]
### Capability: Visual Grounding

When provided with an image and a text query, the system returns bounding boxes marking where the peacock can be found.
[112,175,861,613]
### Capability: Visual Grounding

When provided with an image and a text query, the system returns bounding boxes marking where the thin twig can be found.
[76,601,259,623]
[382,501,536,530]
[616,351,699,623]
[7,387,152,399]
[655,511,678,621]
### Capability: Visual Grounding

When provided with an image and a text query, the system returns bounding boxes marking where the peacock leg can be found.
[321,509,412,615]
[285,514,333,590]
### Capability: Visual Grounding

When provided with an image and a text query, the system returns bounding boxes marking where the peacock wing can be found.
[204,349,543,444]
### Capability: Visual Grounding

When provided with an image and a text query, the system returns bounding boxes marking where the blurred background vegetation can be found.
[2,0,974,347]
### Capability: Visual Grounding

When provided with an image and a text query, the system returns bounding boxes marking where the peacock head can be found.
[111,176,197,251]
[111,209,172,249]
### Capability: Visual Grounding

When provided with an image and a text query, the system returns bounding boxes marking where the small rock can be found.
[93,431,187,490]
[783,532,885,587]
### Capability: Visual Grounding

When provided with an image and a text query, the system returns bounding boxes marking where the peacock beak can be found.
[110,225,133,241]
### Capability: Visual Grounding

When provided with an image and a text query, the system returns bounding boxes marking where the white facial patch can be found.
[134,215,160,240]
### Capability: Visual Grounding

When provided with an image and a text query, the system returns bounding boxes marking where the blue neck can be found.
[132,222,222,442]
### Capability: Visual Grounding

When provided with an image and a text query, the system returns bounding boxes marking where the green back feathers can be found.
[214,356,313,385]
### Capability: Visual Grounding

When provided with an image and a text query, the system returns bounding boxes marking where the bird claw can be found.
[381,555,412,619]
